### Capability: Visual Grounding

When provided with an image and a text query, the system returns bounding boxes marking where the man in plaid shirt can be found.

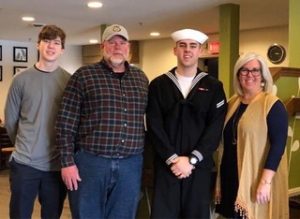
[56,24,148,219]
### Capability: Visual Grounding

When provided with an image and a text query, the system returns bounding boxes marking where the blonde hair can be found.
[233,52,273,96]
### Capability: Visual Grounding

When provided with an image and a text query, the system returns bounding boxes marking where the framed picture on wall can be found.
[13,46,28,62]
[14,66,27,75]
[0,45,2,61]
[0,66,2,81]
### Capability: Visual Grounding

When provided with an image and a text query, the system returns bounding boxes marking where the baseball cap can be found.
[171,29,208,44]
[102,24,129,42]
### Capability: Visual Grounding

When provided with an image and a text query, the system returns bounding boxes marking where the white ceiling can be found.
[0,0,288,46]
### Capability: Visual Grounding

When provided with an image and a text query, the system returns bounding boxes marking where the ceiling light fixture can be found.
[150,32,160,37]
[89,39,99,44]
[87,1,103,8]
[22,16,35,22]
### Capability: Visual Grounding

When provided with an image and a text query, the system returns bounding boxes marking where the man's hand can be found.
[170,156,194,179]
[61,165,82,191]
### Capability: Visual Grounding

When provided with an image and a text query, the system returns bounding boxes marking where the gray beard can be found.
[110,57,124,66]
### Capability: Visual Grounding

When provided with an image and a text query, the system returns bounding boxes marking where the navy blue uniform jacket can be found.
[146,68,227,170]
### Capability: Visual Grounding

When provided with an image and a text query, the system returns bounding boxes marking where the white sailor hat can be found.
[102,24,129,42]
[171,29,208,44]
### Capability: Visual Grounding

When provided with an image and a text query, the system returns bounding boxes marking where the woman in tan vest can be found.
[215,52,289,219]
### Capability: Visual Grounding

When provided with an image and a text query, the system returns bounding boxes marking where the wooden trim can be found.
[289,187,300,197]
[270,67,300,82]
[284,98,300,117]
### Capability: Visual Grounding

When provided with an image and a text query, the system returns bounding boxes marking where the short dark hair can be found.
[38,25,66,49]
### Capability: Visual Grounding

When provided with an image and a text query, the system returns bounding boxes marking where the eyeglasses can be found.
[239,68,261,77]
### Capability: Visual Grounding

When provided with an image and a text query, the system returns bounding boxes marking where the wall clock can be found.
[267,44,286,64]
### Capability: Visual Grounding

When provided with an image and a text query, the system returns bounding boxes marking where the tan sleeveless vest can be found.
[222,92,289,219]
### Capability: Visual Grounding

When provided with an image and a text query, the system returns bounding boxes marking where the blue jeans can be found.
[9,158,66,219]
[69,151,143,219]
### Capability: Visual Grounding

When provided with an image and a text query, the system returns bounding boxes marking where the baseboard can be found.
[289,187,300,197]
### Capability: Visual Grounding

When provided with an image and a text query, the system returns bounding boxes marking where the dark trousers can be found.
[151,164,212,219]
[9,158,66,219]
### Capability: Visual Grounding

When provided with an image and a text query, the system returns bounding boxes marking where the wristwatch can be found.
[189,155,198,165]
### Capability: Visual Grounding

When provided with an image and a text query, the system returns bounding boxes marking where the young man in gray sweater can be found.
[4,25,70,219]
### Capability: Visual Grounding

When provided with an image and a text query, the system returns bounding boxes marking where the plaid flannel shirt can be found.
[56,60,148,167]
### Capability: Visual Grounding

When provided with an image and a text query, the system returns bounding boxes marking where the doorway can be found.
[198,57,218,79]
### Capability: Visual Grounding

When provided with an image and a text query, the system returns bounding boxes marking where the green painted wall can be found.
[275,77,300,190]
[288,0,300,67]
[283,0,300,192]
[219,4,239,97]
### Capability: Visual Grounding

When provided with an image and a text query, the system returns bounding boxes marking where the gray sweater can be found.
[4,65,70,171]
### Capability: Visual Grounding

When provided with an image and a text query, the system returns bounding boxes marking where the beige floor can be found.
[2,168,298,219]
[0,169,71,219]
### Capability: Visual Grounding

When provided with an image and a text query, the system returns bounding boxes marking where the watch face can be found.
[190,157,198,165]
[267,44,286,64]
